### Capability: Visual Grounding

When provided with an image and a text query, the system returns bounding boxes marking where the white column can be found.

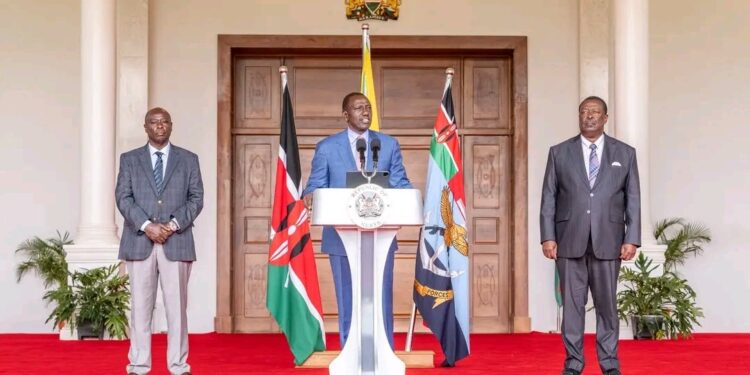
[579,0,611,114]
[64,0,120,287]
[613,0,666,340]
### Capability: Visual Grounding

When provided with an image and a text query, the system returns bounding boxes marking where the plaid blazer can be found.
[116,144,204,261]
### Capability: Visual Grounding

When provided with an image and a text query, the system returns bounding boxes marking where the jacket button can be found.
[586,210,591,214]
[590,193,594,197]
[158,200,162,204]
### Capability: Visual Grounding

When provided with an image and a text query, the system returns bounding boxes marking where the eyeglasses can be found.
[147,119,172,126]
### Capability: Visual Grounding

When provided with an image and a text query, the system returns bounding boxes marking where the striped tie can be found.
[154,151,164,194]
[588,143,599,188]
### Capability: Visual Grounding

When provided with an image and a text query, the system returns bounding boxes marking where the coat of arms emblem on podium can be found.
[348,184,389,229]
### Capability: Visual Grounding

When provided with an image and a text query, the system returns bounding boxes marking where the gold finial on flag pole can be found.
[444,67,455,88]
[280,66,288,88]
[361,23,369,31]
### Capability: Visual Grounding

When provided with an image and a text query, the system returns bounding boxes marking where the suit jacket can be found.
[302,129,412,256]
[116,144,204,261]
[540,134,641,259]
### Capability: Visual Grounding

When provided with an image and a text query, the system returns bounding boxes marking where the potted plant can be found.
[15,231,130,339]
[617,218,710,339]
[15,231,73,330]
[617,253,701,338]
[72,265,130,339]
[654,217,711,273]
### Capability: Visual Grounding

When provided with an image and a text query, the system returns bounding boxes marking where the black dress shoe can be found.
[561,370,581,375]
[604,370,622,375]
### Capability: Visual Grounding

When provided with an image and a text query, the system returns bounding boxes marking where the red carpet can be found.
[0,332,748,374]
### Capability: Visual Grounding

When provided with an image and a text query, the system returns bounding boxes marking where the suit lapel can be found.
[336,130,358,171]
[570,137,590,187]
[592,134,615,190]
[138,144,159,196]
[162,145,181,191]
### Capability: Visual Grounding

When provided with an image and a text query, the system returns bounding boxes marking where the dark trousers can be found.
[556,237,621,372]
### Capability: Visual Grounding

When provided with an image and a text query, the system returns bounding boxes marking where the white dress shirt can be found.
[149,142,171,175]
[581,134,604,177]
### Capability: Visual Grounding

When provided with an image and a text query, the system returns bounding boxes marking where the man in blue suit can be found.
[303,92,412,347]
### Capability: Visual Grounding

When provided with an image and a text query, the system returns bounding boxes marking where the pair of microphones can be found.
[356,137,381,171]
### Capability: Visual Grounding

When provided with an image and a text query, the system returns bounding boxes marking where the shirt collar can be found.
[347,128,369,146]
[580,134,604,149]
[148,142,171,157]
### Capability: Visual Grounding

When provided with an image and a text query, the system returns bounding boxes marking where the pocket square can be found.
[611,161,622,167]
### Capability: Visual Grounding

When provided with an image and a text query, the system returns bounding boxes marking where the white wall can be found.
[148,0,580,332]
[650,0,750,331]
[0,0,81,332]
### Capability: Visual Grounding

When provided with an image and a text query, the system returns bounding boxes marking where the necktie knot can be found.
[589,143,597,151]
[155,151,163,159]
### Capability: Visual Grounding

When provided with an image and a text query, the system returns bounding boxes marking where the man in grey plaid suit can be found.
[540,96,640,375]
[116,107,203,375]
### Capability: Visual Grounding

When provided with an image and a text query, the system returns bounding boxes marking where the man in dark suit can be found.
[302,92,412,347]
[540,96,640,375]
[116,107,203,375]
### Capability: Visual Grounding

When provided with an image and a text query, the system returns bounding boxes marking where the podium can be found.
[311,185,423,375]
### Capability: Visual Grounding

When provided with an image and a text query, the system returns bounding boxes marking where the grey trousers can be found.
[556,241,621,372]
[126,244,192,375]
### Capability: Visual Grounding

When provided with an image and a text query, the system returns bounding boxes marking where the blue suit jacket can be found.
[302,130,412,255]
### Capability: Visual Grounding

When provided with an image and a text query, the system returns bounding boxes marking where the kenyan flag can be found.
[267,68,325,365]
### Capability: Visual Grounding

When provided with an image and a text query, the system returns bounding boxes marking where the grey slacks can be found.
[556,239,621,373]
[126,244,192,375]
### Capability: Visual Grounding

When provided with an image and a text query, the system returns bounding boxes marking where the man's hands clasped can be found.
[145,222,175,244]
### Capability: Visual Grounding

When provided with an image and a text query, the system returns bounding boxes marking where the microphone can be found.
[356,137,367,170]
[370,137,381,170]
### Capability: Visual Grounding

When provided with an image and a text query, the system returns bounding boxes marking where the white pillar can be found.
[579,0,612,115]
[613,0,666,340]
[64,0,120,306]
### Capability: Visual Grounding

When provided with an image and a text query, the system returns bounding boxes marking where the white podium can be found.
[311,186,423,375]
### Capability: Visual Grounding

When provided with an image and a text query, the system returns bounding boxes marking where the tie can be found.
[154,151,164,194]
[588,144,599,188]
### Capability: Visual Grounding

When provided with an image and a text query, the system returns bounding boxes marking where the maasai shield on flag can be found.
[360,24,380,131]
[413,70,470,366]
[266,67,325,365]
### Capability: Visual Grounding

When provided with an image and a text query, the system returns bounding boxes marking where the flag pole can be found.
[405,303,417,352]
[407,68,455,353]
[405,226,423,352]
[280,65,288,88]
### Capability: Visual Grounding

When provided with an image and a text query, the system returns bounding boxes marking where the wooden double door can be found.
[229,51,517,334]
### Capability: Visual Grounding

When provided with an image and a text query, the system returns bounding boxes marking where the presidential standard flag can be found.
[266,68,325,365]
[413,71,470,366]
[360,24,380,131]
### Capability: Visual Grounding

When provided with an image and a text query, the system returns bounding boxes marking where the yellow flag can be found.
[360,26,380,131]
